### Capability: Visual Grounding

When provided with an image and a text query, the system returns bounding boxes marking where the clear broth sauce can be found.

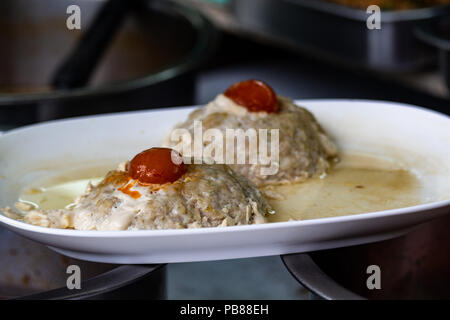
[18,166,107,211]
[267,153,422,222]
[18,153,423,222]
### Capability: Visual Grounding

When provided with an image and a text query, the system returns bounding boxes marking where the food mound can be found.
[165,80,338,188]
[13,148,272,230]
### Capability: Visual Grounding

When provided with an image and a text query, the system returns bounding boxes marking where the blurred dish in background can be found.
[229,0,450,73]
[323,0,450,10]
[416,16,450,91]
[0,0,218,125]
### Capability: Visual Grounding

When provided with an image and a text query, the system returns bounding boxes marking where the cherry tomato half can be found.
[128,148,187,184]
[224,80,278,113]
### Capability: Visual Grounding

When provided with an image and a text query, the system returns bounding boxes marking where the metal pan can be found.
[230,0,450,72]
[416,16,450,91]
[0,226,166,300]
[282,213,450,300]
[0,0,218,126]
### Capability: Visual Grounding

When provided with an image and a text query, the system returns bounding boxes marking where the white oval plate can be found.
[0,100,449,263]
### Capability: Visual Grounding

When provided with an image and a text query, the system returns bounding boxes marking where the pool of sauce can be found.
[17,153,423,222]
[267,153,422,222]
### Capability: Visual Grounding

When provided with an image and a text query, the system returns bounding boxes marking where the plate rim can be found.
[0,198,449,238]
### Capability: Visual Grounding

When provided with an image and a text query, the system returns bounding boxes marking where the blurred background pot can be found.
[230,0,450,73]
[416,16,450,92]
[0,0,218,126]
[0,227,166,300]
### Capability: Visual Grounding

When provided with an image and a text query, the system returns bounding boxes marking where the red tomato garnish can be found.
[224,80,278,113]
[128,148,187,184]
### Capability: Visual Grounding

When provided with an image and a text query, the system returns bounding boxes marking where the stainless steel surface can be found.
[167,256,309,299]
[233,0,450,72]
[0,226,165,300]
[0,0,218,125]
[230,0,450,72]
[416,16,450,91]
[281,254,364,300]
[174,0,450,99]
[51,0,135,89]
[282,213,450,300]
